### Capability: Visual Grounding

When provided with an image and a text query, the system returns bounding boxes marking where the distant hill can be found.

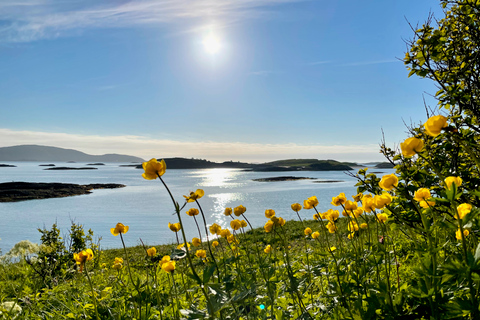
[0,145,144,163]
[137,158,355,171]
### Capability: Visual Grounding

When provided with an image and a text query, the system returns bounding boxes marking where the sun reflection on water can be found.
[208,192,245,228]
[196,169,243,188]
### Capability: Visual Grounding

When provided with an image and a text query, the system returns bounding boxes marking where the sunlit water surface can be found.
[0,162,393,252]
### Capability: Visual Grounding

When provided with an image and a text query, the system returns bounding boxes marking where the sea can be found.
[0,162,394,253]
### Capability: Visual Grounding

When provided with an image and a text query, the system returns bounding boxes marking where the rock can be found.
[312,180,344,183]
[87,163,105,166]
[0,164,16,167]
[253,176,316,182]
[0,182,126,202]
[39,164,55,167]
[44,167,98,170]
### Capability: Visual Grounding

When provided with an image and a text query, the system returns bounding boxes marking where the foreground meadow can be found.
[2,0,480,318]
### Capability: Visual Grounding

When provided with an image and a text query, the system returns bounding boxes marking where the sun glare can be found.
[203,35,221,54]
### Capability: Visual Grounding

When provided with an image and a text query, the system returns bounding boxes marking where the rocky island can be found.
[44,167,98,170]
[0,182,126,202]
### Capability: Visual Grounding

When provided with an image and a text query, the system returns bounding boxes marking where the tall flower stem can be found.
[83,263,100,320]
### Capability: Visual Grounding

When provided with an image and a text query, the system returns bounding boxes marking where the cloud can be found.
[0,0,306,43]
[0,128,383,162]
[338,59,400,67]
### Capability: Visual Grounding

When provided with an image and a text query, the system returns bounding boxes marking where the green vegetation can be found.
[2,0,480,318]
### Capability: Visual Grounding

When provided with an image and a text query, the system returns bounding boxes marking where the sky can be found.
[0,0,444,163]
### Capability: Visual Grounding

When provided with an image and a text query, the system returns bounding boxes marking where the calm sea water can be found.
[0,162,393,252]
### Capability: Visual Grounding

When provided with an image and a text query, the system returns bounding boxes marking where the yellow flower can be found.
[195,250,207,258]
[456,203,472,220]
[230,219,242,231]
[353,193,363,202]
[419,200,436,208]
[264,220,274,233]
[326,221,337,233]
[328,246,336,252]
[177,242,191,250]
[304,227,312,235]
[312,231,320,239]
[161,260,176,273]
[112,257,123,270]
[331,193,347,206]
[291,203,302,212]
[344,200,357,211]
[413,188,432,202]
[362,197,376,213]
[360,223,368,229]
[271,216,286,227]
[74,249,94,272]
[186,208,199,216]
[192,237,202,247]
[400,137,424,157]
[374,193,393,209]
[379,174,398,191]
[377,213,388,223]
[313,213,320,220]
[224,207,232,216]
[265,209,276,218]
[219,229,231,238]
[233,205,246,216]
[142,158,166,180]
[324,209,339,222]
[168,222,181,232]
[111,223,129,236]
[303,196,318,209]
[264,245,272,254]
[424,115,447,137]
[184,189,205,203]
[348,233,355,240]
[456,228,469,240]
[209,223,222,235]
[353,207,364,217]
[240,220,248,228]
[147,247,157,257]
[159,255,171,266]
[445,176,462,190]
[348,221,359,232]
[227,235,238,244]
[212,241,219,248]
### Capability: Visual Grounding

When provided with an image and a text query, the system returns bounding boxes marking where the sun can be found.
[202,35,221,54]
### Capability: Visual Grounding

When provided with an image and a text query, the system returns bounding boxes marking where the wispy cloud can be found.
[0,0,306,43]
[338,59,399,67]
[0,128,383,162]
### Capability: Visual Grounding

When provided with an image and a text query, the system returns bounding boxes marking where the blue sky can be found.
[0,0,443,162]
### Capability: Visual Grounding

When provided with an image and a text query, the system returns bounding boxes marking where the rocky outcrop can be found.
[0,182,125,202]
[44,167,98,170]
[0,164,16,167]
[253,176,316,182]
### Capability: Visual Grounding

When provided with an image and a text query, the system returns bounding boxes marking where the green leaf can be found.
[202,263,216,284]
[474,243,480,263]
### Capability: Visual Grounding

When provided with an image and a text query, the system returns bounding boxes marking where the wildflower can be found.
[159,255,171,266]
[312,231,320,239]
[142,158,166,180]
[74,249,94,272]
[264,245,272,253]
[111,223,129,236]
[348,233,355,240]
[186,208,199,216]
[456,203,472,220]
[271,216,286,227]
[304,227,312,236]
[362,197,376,213]
[374,193,393,209]
[177,242,191,250]
[230,219,242,230]
[291,203,302,212]
[265,209,276,218]
[377,213,388,223]
[324,209,339,222]
[219,229,231,238]
[360,223,368,229]
[227,235,239,244]
[348,221,359,232]
[419,200,435,208]
[161,260,176,273]
[147,247,157,257]
[313,213,320,220]
[264,220,274,233]
[195,250,207,259]
[400,137,424,157]
[168,222,181,232]
[184,189,205,202]
[379,174,398,191]
[456,229,469,240]
[353,207,364,217]
[326,221,337,233]
[328,246,336,252]
[344,200,357,211]
[303,196,318,209]
[191,237,201,247]
[331,193,347,206]
[234,205,246,216]
[209,223,222,235]
[240,220,248,228]
[424,115,447,137]
[353,193,363,202]
[414,188,432,202]
[224,207,233,216]
[113,257,123,269]
[212,241,219,248]
[445,176,462,190]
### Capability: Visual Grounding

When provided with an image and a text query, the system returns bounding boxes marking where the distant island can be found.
[136,158,357,171]
[0,182,126,202]
[0,145,144,163]
[44,167,98,171]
